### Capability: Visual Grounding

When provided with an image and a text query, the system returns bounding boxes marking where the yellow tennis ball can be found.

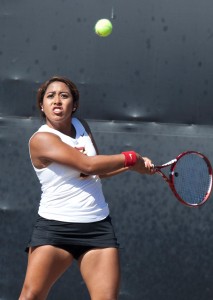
[94,19,113,37]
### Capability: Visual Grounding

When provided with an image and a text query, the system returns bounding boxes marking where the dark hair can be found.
[37,76,80,118]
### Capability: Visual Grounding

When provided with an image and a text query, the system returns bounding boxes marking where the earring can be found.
[41,107,44,111]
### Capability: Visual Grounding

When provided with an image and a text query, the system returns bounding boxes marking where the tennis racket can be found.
[154,151,212,207]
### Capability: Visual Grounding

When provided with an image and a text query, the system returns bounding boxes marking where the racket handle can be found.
[151,164,159,173]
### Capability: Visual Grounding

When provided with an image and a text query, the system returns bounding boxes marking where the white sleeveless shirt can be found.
[30,118,109,223]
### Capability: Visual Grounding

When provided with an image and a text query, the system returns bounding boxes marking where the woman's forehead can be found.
[46,81,70,92]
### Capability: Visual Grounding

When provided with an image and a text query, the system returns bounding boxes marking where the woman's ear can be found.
[73,104,78,112]
[72,100,79,113]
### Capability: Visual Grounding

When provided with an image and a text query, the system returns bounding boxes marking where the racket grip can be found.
[122,151,137,167]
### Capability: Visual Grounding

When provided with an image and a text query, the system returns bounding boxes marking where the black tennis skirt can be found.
[27,214,119,251]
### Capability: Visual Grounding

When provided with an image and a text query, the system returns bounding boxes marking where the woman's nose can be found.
[54,95,62,104]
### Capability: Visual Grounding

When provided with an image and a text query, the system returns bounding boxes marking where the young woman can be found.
[19,76,154,300]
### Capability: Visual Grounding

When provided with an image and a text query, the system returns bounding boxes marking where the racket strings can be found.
[173,154,211,205]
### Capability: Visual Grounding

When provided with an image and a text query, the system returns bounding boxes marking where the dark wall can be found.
[0,0,213,124]
[1,118,213,300]
[1,1,213,299]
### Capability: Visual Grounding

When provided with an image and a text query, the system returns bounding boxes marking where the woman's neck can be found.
[46,118,76,138]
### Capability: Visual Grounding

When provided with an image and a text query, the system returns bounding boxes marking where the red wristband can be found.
[122,151,137,167]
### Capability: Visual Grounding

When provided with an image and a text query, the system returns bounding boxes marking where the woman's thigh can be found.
[78,247,120,300]
[19,245,74,300]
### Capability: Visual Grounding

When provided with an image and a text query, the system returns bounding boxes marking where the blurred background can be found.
[1,0,213,299]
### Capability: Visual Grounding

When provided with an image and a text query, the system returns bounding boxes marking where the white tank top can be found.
[30,118,109,223]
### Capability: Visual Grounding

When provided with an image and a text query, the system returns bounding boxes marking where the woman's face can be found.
[41,81,75,124]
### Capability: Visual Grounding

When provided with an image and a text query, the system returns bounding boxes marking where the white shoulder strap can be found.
[72,117,88,137]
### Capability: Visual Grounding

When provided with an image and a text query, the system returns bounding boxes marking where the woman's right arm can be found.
[30,132,153,175]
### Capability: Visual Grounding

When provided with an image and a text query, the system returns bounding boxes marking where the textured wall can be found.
[1,0,213,299]
[1,118,213,300]
[0,0,213,124]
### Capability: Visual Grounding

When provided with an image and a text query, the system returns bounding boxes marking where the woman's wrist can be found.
[121,151,137,167]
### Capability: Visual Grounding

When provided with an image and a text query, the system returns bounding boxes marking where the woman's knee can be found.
[19,284,48,300]
[91,292,118,300]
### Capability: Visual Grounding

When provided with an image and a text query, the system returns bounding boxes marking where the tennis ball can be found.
[94,19,113,37]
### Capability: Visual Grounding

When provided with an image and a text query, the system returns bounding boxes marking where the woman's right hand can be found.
[131,154,154,175]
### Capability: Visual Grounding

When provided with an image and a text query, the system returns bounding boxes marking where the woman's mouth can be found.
[53,107,62,114]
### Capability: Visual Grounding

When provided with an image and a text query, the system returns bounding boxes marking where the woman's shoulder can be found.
[31,125,61,140]
[29,130,60,146]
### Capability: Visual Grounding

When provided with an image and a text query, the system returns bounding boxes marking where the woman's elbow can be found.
[80,160,98,175]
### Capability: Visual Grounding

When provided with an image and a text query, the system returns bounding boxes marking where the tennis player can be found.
[19,76,153,300]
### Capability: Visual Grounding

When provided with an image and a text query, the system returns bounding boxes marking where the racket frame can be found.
[155,151,213,207]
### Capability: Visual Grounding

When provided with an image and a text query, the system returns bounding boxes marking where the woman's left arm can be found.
[78,118,130,178]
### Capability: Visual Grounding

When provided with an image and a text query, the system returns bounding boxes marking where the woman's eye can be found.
[47,94,53,98]
[61,94,69,99]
